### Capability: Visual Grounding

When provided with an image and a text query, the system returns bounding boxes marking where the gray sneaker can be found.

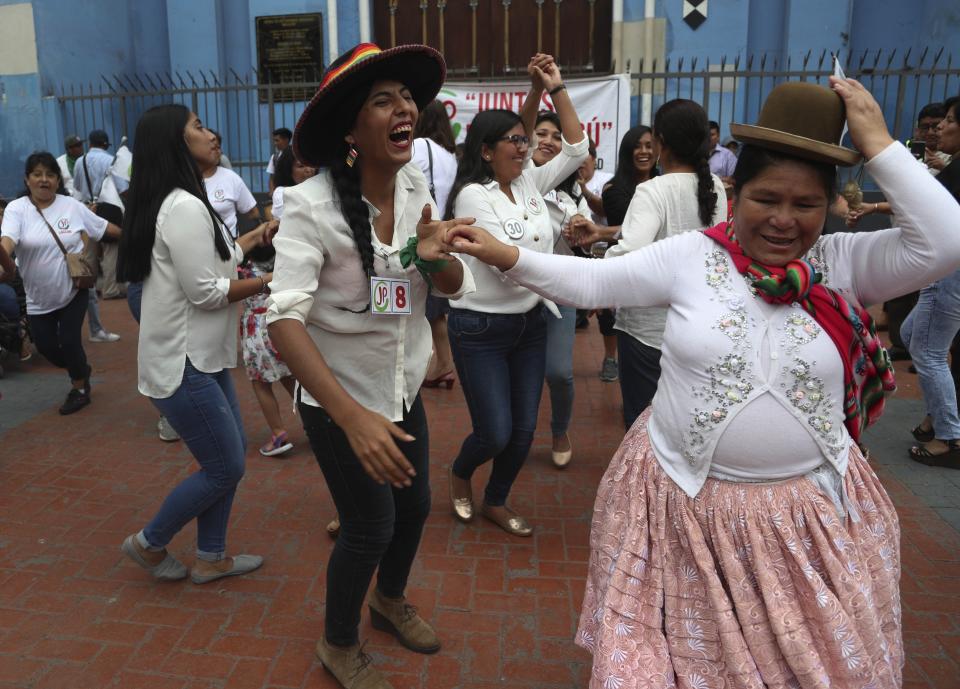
[157,415,180,442]
[599,357,619,382]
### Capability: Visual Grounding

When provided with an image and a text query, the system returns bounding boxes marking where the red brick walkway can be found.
[0,299,958,688]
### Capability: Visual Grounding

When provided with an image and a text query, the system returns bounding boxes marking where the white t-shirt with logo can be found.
[203,167,257,238]
[0,195,108,314]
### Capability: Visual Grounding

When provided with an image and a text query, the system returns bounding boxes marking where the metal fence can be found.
[56,47,959,194]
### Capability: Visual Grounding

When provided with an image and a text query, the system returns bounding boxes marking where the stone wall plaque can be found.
[255,13,323,101]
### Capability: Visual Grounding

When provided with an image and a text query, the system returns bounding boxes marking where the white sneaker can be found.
[90,330,121,343]
[157,416,180,442]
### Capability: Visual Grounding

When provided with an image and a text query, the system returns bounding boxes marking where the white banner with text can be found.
[439,74,631,174]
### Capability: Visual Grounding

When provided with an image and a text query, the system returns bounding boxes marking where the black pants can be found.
[597,308,616,337]
[617,331,662,430]
[299,395,431,647]
[27,289,90,382]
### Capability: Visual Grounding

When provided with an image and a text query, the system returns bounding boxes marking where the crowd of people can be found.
[1,38,959,689]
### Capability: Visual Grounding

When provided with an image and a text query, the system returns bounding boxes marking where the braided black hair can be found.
[693,155,718,227]
[329,147,376,280]
[653,99,718,227]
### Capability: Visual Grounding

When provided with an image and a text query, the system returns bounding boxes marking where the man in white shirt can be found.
[266,127,292,193]
[56,135,85,201]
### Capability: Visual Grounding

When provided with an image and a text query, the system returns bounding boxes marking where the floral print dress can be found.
[240,259,291,383]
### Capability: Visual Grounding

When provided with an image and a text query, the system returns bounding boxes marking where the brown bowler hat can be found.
[730,82,861,166]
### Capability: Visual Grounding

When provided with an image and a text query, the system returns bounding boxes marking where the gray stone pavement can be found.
[864,397,960,532]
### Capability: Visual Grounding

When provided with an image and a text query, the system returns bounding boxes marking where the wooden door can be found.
[373,1,612,78]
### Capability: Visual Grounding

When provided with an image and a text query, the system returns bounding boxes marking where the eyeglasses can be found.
[498,134,530,148]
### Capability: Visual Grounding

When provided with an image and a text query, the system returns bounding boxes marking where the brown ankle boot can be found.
[315,638,394,689]
[368,589,441,654]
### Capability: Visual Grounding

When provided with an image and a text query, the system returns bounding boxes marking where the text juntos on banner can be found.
[439,75,631,174]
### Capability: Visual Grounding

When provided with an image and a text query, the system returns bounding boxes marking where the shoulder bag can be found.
[29,197,97,289]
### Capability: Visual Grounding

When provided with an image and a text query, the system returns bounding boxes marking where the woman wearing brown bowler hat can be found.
[266,43,475,689]
[447,77,960,688]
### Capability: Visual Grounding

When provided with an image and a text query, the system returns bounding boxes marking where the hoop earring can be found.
[346,144,359,168]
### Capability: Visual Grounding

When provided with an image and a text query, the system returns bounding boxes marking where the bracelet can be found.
[548,84,566,96]
[257,276,267,294]
[398,237,448,290]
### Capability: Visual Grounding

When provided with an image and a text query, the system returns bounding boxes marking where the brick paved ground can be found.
[0,298,958,689]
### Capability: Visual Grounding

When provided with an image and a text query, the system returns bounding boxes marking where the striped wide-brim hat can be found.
[294,43,446,168]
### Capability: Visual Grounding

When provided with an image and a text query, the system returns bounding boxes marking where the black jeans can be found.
[617,331,662,430]
[299,395,431,647]
[28,289,90,382]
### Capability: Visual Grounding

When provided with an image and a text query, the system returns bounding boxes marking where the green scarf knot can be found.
[398,236,448,289]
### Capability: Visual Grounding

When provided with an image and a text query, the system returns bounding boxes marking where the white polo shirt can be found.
[204,167,257,238]
[450,134,588,314]
[0,195,107,314]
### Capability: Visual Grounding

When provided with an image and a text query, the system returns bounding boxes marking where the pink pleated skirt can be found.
[577,411,903,689]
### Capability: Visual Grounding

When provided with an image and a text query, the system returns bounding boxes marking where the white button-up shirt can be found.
[138,189,242,399]
[266,164,475,421]
[450,135,588,314]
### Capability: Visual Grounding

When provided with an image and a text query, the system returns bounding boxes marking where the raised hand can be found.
[416,204,475,261]
[527,53,554,91]
[829,76,894,160]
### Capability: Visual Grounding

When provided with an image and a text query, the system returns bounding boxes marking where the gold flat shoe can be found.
[480,504,533,537]
[449,466,474,523]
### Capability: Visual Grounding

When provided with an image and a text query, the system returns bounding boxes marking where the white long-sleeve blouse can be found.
[503,142,960,497]
[138,189,243,399]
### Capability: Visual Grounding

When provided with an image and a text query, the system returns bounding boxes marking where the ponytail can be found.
[694,155,718,227]
[330,152,376,280]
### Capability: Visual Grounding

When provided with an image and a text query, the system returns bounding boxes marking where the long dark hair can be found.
[606,126,656,200]
[22,152,68,197]
[532,111,580,201]
[414,100,456,153]
[653,99,718,226]
[273,148,296,188]
[117,104,228,282]
[445,109,522,220]
[732,145,837,201]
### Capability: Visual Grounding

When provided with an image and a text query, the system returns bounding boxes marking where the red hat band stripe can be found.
[320,43,382,89]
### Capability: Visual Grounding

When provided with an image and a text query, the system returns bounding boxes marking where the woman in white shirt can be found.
[448,78,959,689]
[444,55,587,536]
[0,152,121,415]
[200,132,261,238]
[604,99,725,429]
[116,104,273,587]
[265,44,474,687]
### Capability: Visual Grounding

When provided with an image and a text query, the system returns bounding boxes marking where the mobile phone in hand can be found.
[910,140,927,160]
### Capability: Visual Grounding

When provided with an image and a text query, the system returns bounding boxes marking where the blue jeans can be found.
[127,281,144,324]
[449,306,547,506]
[901,271,960,440]
[0,283,19,323]
[617,331,662,430]
[143,359,247,560]
[300,395,431,646]
[87,287,104,335]
[545,304,576,436]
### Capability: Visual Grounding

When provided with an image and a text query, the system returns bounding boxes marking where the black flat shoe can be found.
[909,440,960,468]
[59,388,90,415]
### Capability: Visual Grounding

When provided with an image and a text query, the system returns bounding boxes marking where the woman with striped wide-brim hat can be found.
[266,43,477,688]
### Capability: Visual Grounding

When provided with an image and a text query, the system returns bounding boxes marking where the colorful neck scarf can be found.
[704,221,895,443]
